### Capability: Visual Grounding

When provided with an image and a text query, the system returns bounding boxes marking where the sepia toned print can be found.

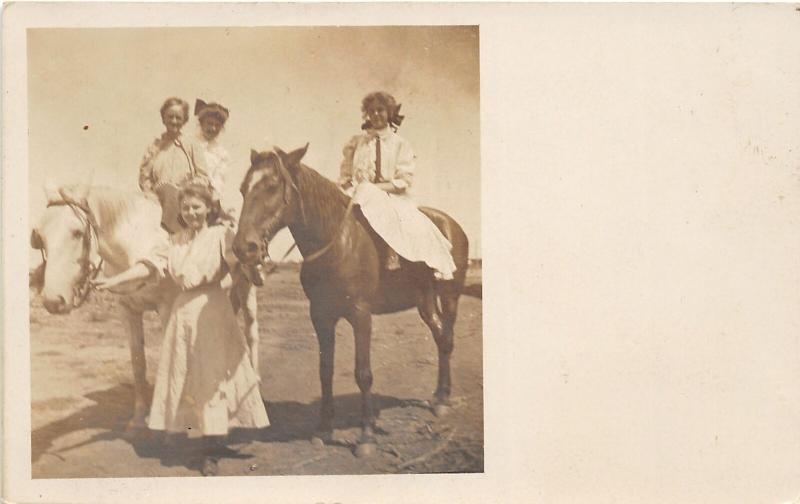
[8,3,800,503]
[27,26,482,478]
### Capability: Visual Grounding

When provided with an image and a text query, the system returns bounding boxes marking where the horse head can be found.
[233,144,308,267]
[32,183,101,314]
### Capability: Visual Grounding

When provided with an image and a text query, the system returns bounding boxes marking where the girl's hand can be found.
[375,181,404,194]
[91,274,119,291]
[91,263,152,292]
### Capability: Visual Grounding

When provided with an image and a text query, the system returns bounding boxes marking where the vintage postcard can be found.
[4,2,800,504]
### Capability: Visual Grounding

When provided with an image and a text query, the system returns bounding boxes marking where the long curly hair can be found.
[360,91,405,131]
[175,177,219,227]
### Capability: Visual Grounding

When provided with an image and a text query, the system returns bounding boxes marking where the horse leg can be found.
[310,307,337,445]
[242,283,260,377]
[348,303,377,457]
[122,305,148,433]
[419,284,453,417]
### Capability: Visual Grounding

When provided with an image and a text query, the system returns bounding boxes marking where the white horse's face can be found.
[32,206,89,313]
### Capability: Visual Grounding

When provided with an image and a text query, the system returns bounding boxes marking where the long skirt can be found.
[147,284,269,437]
[352,182,456,280]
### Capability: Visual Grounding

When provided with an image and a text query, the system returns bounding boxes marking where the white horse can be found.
[30,183,259,432]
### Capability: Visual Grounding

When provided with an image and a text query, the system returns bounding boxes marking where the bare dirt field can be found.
[30,264,483,478]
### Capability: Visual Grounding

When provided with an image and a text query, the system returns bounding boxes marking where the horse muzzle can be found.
[42,293,72,314]
[240,260,276,287]
[233,232,268,266]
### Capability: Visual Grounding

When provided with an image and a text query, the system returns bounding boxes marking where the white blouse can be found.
[339,127,416,193]
[196,133,230,198]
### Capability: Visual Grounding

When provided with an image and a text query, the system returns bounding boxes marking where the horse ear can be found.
[59,184,89,207]
[43,180,61,204]
[284,143,309,169]
[30,229,43,249]
[250,149,259,164]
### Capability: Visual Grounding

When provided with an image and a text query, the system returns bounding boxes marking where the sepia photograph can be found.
[25,25,482,478]
[5,3,800,504]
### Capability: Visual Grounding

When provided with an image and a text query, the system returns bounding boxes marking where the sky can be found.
[27,26,481,261]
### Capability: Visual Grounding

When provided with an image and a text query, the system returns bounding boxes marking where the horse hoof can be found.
[432,404,450,417]
[311,430,332,448]
[355,442,377,458]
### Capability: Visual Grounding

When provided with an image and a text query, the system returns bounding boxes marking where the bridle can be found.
[248,150,354,266]
[39,192,104,307]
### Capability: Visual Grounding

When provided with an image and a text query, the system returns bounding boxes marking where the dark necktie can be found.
[374,137,382,182]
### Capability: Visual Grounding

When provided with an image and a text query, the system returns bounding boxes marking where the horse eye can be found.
[72,229,83,239]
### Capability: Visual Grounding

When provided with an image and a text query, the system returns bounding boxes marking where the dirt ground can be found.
[30,264,483,478]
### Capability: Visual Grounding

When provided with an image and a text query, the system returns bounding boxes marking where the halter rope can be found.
[44,191,104,307]
[261,151,355,265]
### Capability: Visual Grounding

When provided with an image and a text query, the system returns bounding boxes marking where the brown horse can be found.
[233,145,469,457]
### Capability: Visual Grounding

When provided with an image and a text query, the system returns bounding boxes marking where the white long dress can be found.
[141,225,269,436]
[195,131,230,205]
[339,127,456,280]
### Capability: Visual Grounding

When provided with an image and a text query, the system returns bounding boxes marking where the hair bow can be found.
[195,99,230,122]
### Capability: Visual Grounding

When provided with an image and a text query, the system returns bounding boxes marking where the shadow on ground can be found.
[33,384,424,471]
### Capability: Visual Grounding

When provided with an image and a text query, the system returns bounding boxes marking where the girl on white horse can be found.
[138,97,213,234]
[193,98,232,213]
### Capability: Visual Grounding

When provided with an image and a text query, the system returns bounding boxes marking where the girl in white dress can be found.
[93,178,269,476]
[193,99,230,203]
[193,98,260,374]
[339,91,456,279]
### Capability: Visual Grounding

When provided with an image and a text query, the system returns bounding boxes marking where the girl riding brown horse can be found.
[233,142,468,457]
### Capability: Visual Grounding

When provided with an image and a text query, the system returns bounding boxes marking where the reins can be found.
[271,153,355,265]
[300,197,355,263]
[44,191,104,307]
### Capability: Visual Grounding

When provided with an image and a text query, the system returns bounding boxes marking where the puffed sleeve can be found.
[169,228,230,290]
[138,140,160,192]
[339,135,360,188]
[134,238,169,283]
[391,136,416,191]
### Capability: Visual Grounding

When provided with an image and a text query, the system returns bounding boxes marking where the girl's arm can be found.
[373,181,407,194]
[92,263,153,291]
[138,142,159,192]
[339,136,359,188]
[377,137,415,194]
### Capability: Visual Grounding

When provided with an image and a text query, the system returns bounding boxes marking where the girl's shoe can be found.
[385,250,401,271]
[201,456,219,476]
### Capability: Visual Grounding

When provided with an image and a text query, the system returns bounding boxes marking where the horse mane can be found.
[85,186,158,234]
[292,163,350,236]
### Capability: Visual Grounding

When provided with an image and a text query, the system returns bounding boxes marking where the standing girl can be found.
[93,178,269,476]
[339,91,456,279]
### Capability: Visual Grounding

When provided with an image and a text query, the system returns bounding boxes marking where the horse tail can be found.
[418,206,469,287]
